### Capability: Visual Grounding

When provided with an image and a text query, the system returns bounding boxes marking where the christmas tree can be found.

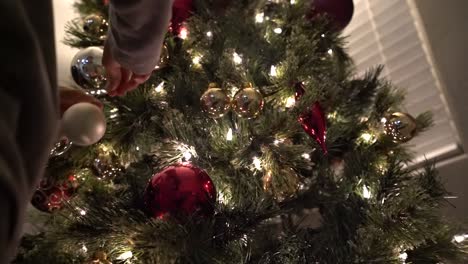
[16,0,468,263]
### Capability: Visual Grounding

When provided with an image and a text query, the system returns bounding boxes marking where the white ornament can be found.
[61,103,106,146]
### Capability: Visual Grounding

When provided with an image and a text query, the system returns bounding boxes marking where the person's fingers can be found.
[113,68,134,96]
[133,73,151,84]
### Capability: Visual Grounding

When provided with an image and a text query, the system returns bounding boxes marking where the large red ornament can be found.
[308,0,354,31]
[298,102,328,154]
[170,0,193,35]
[31,174,79,213]
[144,164,216,219]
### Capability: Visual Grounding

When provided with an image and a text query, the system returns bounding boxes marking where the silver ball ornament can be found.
[61,103,107,146]
[71,47,106,90]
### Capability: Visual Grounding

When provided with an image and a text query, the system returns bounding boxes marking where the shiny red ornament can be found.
[103,0,109,5]
[31,174,79,213]
[170,0,193,35]
[308,0,354,31]
[144,164,216,219]
[298,102,328,154]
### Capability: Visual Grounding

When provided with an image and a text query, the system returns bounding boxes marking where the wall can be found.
[413,0,468,220]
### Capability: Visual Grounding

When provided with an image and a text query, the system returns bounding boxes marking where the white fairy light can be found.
[285,96,296,108]
[80,209,86,216]
[110,108,119,113]
[192,55,202,65]
[362,185,372,199]
[135,146,140,151]
[269,65,278,77]
[179,27,188,39]
[155,81,165,93]
[233,52,242,64]
[81,244,88,253]
[252,156,262,170]
[302,153,311,160]
[273,27,283,34]
[360,132,376,144]
[226,128,233,141]
[116,251,133,260]
[381,117,388,124]
[399,252,408,262]
[453,234,468,243]
[206,31,213,38]
[183,151,192,161]
[327,48,333,56]
[290,0,296,4]
[255,12,265,23]
[109,114,118,119]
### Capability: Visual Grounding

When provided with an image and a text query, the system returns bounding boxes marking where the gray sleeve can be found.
[108,0,174,75]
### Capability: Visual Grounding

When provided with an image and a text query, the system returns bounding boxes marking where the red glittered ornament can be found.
[308,0,354,31]
[298,102,328,154]
[144,164,216,219]
[31,174,79,213]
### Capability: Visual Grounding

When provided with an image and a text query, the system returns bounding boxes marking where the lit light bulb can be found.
[252,156,262,170]
[206,31,213,38]
[290,0,296,4]
[233,52,242,64]
[255,12,265,23]
[116,251,133,260]
[327,49,333,56]
[360,132,376,144]
[362,185,371,199]
[398,252,408,261]
[110,108,118,113]
[192,55,202,65]
[285,96,296,108]
[453,234,468,243]
[381,117,387,124]
[179,27,188,39]
[226,128,233,141]
[136,146,140,151]
[110,114,118,119]
[80,209,86,216]
[269,65,278,77]
[155,81,164,93]
[302,153,311,160]
[183,150,192,161]
[273,27,283,34]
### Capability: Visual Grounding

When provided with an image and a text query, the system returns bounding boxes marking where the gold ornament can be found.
[83,14,108,38]
[200,83,231,118]
[383,112,417,143]
[85,251,112,264]
[232,84,264,119]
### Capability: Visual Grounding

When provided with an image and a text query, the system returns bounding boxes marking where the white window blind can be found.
[342,0,461,163]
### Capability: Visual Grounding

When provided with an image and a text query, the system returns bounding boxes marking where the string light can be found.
[269,65,278,77]
[192,55,202,65]
[81,244,88,254]
[360,132,376,144]
[362,185,372,199]
[233,52,242,64]
[398,252,408,262]
[177,143,197,162]
[252,156,262,170]
[135,146,140,151]
[273,27,283,34]
[109,113,118,119]
[381,117,388,124]
[80,209,86,216]
[154,81,164,93]
[290,0,296,4]
[179,26,188,39]
[116,251,133,260]
[302,153,311,160]
[110,108,118,113]
[206,31,213,38]
[327,49,333,56]
[226,128,233,141]
[255,12,265,23]
[285,96,296,108]
[453,234,468,243]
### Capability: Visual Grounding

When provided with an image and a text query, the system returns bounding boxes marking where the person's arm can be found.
[104,0,174,96]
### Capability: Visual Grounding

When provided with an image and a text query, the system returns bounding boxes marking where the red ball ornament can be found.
[170,0,193,35]
[144,164,216,219]
[298,102,328,154]
[308,0,354,31]
[31,174,79,213]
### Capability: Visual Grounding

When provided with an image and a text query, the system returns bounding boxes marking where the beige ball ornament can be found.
[232,84,264,119]
[61,103,107,146]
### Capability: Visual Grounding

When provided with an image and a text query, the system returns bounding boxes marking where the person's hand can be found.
[102,41,151,97]
[59,88,103,115]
